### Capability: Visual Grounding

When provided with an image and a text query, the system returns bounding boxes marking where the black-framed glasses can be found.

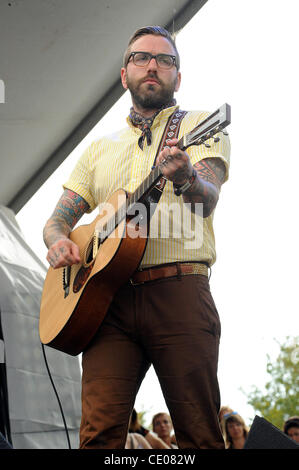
[127,51,177,69]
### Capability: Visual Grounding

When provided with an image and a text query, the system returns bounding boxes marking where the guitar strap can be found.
[153,109,187,191]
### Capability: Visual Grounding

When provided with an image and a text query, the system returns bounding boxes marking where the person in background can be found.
[218,406,234,436]
[128,409,171,449]
[152,412,178,448]
[219,406,234,422]
[221,411,249,449]
[283,416,299,444]
[125,432,152,449]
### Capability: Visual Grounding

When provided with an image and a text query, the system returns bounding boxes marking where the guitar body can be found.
[39,189,148,355]
[39,103,231,356]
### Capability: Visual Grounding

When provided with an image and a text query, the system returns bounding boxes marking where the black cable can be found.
[0,314,12,446]
[41,343,71,449]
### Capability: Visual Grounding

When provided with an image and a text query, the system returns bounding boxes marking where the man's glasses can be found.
[127,52,177,70]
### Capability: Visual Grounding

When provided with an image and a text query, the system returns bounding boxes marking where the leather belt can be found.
[130,262,209,286]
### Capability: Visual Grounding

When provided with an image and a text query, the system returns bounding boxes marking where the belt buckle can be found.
[130,278,143,286]
[129,268,144,286]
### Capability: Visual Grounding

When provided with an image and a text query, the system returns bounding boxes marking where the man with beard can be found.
[43,26,230,449]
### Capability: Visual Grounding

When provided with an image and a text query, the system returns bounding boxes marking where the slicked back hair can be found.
[123,26,180,70]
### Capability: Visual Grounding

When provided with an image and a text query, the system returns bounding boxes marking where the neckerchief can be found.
[129,99,177,150]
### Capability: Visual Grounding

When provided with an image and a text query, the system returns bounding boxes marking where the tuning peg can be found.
[222,129,229,136]
[204,143,211,148]
[213,137,220,143]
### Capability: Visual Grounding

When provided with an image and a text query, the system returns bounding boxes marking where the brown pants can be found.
[79,274,224,449]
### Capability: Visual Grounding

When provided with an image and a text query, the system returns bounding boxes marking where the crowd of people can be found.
[126,407,299,449]
[125,409,178,449]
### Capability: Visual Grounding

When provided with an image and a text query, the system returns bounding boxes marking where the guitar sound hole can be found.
[85,237,100,265]
[85,241,94,264]
[73,236,99,294]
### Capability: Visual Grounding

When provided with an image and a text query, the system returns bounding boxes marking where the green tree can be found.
[245,336,299,429]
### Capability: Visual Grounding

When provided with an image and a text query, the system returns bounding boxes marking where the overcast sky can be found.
[16,0,299,427]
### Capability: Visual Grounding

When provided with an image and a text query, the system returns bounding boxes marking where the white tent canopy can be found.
[0,206,81,449]
[0,0,207,213]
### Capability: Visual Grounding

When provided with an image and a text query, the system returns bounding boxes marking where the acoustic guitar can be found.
[39,103,231,355]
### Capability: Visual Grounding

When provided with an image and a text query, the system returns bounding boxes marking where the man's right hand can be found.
[46,238,81,269]
[43,189,90,269]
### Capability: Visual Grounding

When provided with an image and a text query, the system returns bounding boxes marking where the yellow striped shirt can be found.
[64,105,230,267]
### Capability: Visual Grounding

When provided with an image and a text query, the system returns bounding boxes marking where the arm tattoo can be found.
[183,158,226,217]
[43,189,90,248]
[193,158,226,189]
[52,189,90,228]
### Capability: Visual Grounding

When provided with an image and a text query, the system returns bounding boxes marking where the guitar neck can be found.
[105,166,163,240]
[129,103,231,205]
[128,165,163,206]
[126,133,199,207]
[101,103,231,238]
[127,135,189,206]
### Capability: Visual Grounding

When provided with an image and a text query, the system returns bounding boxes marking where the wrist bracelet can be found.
[173,168,197,196]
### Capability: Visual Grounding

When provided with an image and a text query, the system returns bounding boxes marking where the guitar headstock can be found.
[181,103,231,150]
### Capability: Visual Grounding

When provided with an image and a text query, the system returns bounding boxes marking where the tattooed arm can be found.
[43,189,90,268]
[157,138,226,218]
[182,158,226,217]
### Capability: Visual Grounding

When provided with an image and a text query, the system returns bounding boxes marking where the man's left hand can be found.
[156,138,193,185]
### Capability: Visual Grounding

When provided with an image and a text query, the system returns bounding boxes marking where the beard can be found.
[126,72,178,110]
